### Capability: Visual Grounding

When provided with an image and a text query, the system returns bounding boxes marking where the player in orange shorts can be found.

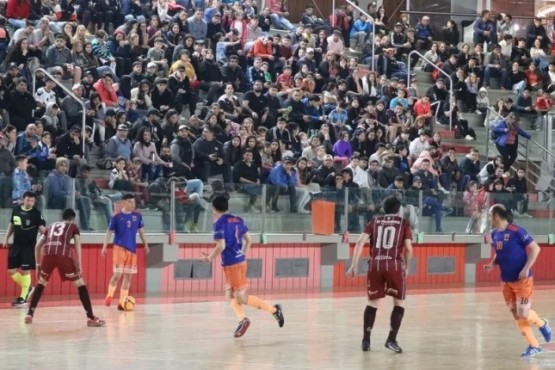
[101,193,150,310]
[484,204,552,357]
[202,196,284,337]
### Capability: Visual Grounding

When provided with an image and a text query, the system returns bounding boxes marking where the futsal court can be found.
[1,285,555,370]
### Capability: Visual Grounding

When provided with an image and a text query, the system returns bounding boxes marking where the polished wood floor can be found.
[1,288,555,370]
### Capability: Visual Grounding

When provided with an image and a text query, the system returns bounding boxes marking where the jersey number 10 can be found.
[376,225,396,250]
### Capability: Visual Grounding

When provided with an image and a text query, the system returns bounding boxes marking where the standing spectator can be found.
[233,149,261,212]
[11,155,33,205]
[192,126,233,187]
[508,167,532,218]
[492,113,530,171]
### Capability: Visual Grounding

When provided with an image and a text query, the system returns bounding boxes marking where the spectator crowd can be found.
[0,1,547,233]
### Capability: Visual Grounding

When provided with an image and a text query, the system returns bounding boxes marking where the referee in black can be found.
[2,192,46,307]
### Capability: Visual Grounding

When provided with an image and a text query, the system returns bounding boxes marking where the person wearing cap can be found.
[484,44,509,88]
[170,123,195,179]
[55,125,88,177]
[267,156,298,212]
[61,84,85,126]
[104,123,132,166]
[151,77,177,115]
[350,13,371,52]
[46,33,82,85]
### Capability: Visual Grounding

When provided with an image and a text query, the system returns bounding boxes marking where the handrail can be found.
[33,68,87,153]
[345,0,376,73]
[407,50,452,130]
[403,10,543,21]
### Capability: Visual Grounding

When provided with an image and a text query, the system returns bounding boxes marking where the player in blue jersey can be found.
[202,196,284,337]
[101,193,150,310]
[484,204,552,357]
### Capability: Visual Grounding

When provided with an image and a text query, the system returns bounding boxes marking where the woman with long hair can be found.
[3,38,39,67]
[133,127,171,181]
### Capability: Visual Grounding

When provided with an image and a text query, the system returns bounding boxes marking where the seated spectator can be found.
[507,167,532,218]
[267,156,297,212]
[266,0,296,32]
[233,148,261,212]
[463,181,487,233]
[133,127,171,181]
[192,125,233,188]
[12,155,33,205]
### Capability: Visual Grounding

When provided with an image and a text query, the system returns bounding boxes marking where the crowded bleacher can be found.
[0,0,551,234]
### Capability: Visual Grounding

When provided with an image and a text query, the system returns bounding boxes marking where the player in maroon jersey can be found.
[24,209,105,327]
[347,196,413,353]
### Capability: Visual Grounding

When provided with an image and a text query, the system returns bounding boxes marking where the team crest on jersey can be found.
[132,216,137,222]
[25,219,30,226]
[504,234,510,241]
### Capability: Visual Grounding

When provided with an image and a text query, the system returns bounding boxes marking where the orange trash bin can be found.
[311,200,335,235]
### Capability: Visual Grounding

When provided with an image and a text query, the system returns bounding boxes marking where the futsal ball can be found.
[123,296,136,311]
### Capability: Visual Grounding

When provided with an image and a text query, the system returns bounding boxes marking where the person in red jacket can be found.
[6,0,31,30]
[93,73,119,109]
[248,36,274,62]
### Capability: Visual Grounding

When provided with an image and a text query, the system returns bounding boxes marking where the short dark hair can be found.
[122,193,135,201]
[212,196,229,212]
[62,208,76,221]
[490,204,513,222]
[383,196,402,214]
[22,191,36,199]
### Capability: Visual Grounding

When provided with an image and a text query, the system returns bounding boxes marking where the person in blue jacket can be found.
[492,112,531,170]
[267,156,297,213]
[350,14,372,52]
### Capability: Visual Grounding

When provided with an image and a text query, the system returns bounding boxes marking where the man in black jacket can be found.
[192,126,232,188]
[233,149,261,212]
[170,125,195,179]
[7,79,37,132]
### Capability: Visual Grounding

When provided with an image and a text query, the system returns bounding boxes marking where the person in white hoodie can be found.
[408,130,431,160]
[346,156,372,204]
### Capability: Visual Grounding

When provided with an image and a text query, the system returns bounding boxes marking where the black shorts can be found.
[8,244,36,271]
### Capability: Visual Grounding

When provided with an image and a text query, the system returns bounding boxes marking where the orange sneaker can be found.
[104,296,112,307]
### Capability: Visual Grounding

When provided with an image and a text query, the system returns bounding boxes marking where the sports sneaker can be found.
[233,318,251,338]
[25,286,35,301]
[361,340,370,352]
[273,304,284,327]
[385,340,403,353]
[117,304,125,311]
[104,296,112,307]
[521,345,543,357]
[87,317,106,327]
[24,315,33,324]
[11,297,27,308]
[540,318,552,343]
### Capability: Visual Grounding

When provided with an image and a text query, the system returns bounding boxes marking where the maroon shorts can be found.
[366,267,406,301]
[40,254,81,282]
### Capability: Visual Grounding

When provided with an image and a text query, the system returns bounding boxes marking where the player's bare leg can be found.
[105,271,122,306]
[384,298,405,353]
[227,290,250,338]
[362,300,379,352]
[117,273,132,311]
[8,268,32,307]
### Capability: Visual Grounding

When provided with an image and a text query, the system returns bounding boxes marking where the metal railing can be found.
[486,107,555,192]
[32,68,87,153]
[345,0,376,73]
[407,50,453,130]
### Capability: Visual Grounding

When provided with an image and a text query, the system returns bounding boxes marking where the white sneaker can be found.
[520,212,533,218]
[349,48,358,53]
[512,209,521,217]
[465,135,474,140]
[475,110,482,115]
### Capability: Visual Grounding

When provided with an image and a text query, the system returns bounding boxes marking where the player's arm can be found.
[520,241,541,278]
[101,229,113,256]
[35,235,45,266]
[203,239,225,262]
[347,232,370,277]
[138,228,150,254]
[484,252,498,272]
[403,239,413,273]
[242,232,252,255]
[74,234,82,271]
[2,223,14,247]
[38,225,46,235]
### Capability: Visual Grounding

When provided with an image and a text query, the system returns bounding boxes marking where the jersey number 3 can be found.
[49,223,66,238]
[376,225,396,250]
